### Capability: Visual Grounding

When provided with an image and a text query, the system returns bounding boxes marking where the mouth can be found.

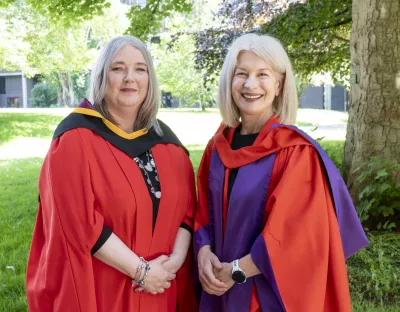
[241,93,263,99]
[121,88,137,92]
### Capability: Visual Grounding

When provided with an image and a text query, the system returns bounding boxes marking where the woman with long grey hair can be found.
[26,35,197,312]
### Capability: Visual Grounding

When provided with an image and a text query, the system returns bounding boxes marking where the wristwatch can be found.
[231,259,247,284]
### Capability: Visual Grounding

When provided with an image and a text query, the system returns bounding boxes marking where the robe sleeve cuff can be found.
[250,234,285,309]
[194,225,211,256]
[180,222,193,235]
[91,225,112,255]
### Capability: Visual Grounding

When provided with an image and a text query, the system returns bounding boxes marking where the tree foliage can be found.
[0,0,193,59]
[261,0,351,86]
[194,0,286,86]
[0,0,111,26]
[194,0,352,87]
[153,32,217,109]
[150,1,220,109]
[125,0,192,41]
[0,0,128,105]
[0,0,128,76]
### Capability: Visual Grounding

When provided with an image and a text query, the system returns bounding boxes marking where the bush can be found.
[348,232,400,306]
[30,83,58,108]
[320,140,344,171]
[353,158,400,231]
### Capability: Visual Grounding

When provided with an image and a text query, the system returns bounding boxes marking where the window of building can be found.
[7,97,20,108]
[0,77,5,94]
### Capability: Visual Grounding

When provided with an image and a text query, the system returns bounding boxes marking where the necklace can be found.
[134,150,161,199]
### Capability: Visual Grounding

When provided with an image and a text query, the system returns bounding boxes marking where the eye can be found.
[260,72,269,77]
[136,67,147,72]
[236,72,247,76]
[111,67,123,71]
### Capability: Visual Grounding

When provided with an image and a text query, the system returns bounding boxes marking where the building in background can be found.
[299,84,348,112]
[0,70,36,108]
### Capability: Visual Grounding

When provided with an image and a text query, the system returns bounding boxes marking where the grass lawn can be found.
[0,158,43,311]
[0,113,63,146]
[0,110,397,311]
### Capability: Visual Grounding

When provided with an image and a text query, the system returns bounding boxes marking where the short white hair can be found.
[89,35,162,135]
[218,33,298,127]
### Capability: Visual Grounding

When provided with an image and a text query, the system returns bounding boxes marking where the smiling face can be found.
[232,50,282,120]
[104,44,149,114]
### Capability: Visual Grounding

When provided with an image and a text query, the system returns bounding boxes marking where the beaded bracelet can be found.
[138,262,151,286]
[132,257,146,286]
[132,257,151,286]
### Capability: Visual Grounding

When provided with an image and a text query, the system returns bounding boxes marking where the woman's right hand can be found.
[198,245,228,296]
[134,255,175,295]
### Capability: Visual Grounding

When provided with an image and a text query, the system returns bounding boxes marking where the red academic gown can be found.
[26,102,198,312]
[195,116,363,311]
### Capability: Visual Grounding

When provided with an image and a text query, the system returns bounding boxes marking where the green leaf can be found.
[376,169,388,179]
[380,183,391,193]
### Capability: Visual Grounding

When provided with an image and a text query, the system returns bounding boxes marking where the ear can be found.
[275,74,285,96]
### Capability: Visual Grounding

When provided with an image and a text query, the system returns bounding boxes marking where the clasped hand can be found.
[134,253,185,295]
[197,246,234,296]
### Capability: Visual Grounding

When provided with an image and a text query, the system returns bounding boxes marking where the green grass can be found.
[353,302,400,312]
[0,113,63,145]
[296,121,313,127]
[187,144,205,173]
[0,158,43,311]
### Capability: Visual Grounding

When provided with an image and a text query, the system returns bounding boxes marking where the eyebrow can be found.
[110,61,148,67]
[235,67,272,72]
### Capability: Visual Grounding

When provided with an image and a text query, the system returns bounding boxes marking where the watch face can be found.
[232,270,246,284]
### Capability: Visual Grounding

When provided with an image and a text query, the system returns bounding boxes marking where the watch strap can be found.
[232,259,240,272]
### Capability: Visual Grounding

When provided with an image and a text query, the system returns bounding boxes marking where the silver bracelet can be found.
[132,257,150,286]
[132,257,146,286]
[139,262,151,286]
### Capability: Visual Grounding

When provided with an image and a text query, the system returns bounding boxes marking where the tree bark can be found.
[344,0,400,202]
[57,71,75,107]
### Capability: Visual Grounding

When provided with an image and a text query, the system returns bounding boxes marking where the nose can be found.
[123,68,135,83]
[243,75,257,89]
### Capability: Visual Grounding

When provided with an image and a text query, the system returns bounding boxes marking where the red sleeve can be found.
[26,129,103,312]
[181,153,196,230]
[176,149,199,312]
[255,145,351,312]
[193,140,214,254]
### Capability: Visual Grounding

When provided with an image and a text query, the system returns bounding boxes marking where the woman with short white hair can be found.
[194,33,368,312]
[26,35,197,312]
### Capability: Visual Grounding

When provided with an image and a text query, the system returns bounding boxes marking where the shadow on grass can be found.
[0,113,63,146]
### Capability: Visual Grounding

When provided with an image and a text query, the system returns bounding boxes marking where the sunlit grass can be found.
[0,158,43,311]
[0,113,63,146]
[187,144,205,173]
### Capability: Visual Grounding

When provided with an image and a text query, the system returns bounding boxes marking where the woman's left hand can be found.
[162,253,186,274]
[134,254,186,294]
[213,262,235,294]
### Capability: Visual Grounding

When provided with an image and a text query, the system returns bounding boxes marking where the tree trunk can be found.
[57,71,75,107]
[343,0,400,202]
